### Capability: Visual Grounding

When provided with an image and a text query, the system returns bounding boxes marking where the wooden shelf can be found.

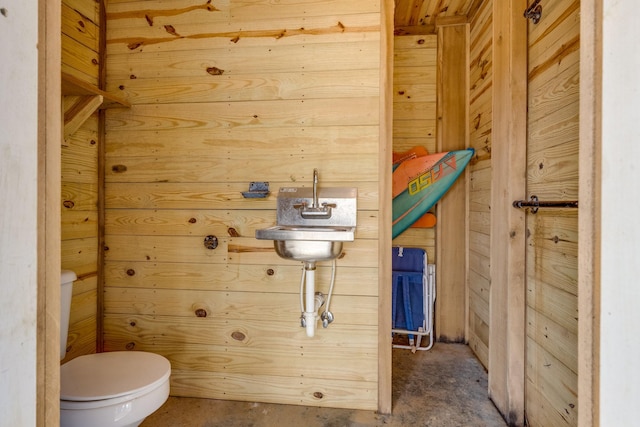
[62,72,130,139]
[62,72,130,109]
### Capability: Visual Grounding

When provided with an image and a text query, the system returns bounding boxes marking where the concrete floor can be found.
[141,343,507,427]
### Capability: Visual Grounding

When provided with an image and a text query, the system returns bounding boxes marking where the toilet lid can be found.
[60,351,171,401]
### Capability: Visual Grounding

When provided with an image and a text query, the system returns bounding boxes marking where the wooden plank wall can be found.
[60,0,101,362]
[391,34,437,257]
[467,0,492,369]
[103,0,382,410]
[525,1,580,425]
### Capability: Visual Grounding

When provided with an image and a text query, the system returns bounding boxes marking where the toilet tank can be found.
[60,270,76,360]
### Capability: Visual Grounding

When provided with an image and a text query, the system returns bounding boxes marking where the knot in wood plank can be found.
[231,331,246,341]
[206,67,224,76]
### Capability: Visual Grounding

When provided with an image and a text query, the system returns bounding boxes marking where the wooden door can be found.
[523,1,580,426]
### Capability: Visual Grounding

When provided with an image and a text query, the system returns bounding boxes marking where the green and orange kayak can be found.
[392,148,474,239]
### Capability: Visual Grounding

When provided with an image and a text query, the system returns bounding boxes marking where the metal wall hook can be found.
[524,0,542,24]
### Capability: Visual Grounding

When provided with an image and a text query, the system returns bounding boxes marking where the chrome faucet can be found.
[295,168,335,219]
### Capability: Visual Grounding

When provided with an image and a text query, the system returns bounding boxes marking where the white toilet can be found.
[60,270,171,427]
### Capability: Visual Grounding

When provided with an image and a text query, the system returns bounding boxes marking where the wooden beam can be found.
[578,0,602,425]
[436,23,469,342]
[435,15,469,28]
[378,0,394,415]
[489,0,527,425]
[97,0,108,355]
[37,0,61,425]
[394,25,437,36]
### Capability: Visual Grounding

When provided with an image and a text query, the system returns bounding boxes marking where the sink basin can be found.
[274,240,343,262]
[255,225,355,262]
[255,225,355,242]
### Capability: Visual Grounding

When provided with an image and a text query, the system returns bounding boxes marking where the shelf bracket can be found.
[61,72,131,138]
[63,95,103,140]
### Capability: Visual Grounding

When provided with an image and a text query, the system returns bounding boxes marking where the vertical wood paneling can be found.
[61,0,102,363]
[104,0,382,410]
[525,1,580,425]
[467,0,492,368]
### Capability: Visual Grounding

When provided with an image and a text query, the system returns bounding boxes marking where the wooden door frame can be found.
[488,0,527,425]
[578,0,601,425]
[37,0,61,425]
[378,0,394,415]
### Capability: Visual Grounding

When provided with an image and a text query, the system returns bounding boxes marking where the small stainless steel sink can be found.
[255,171,357,263]
[254,171,357,336]
[256,225,355,262]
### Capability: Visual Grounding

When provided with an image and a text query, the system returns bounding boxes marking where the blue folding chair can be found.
[392,246,436,352]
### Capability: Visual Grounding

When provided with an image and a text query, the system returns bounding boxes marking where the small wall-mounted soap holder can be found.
[241,182,270,198]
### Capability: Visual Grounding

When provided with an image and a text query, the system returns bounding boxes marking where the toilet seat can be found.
[61,351,171,409]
